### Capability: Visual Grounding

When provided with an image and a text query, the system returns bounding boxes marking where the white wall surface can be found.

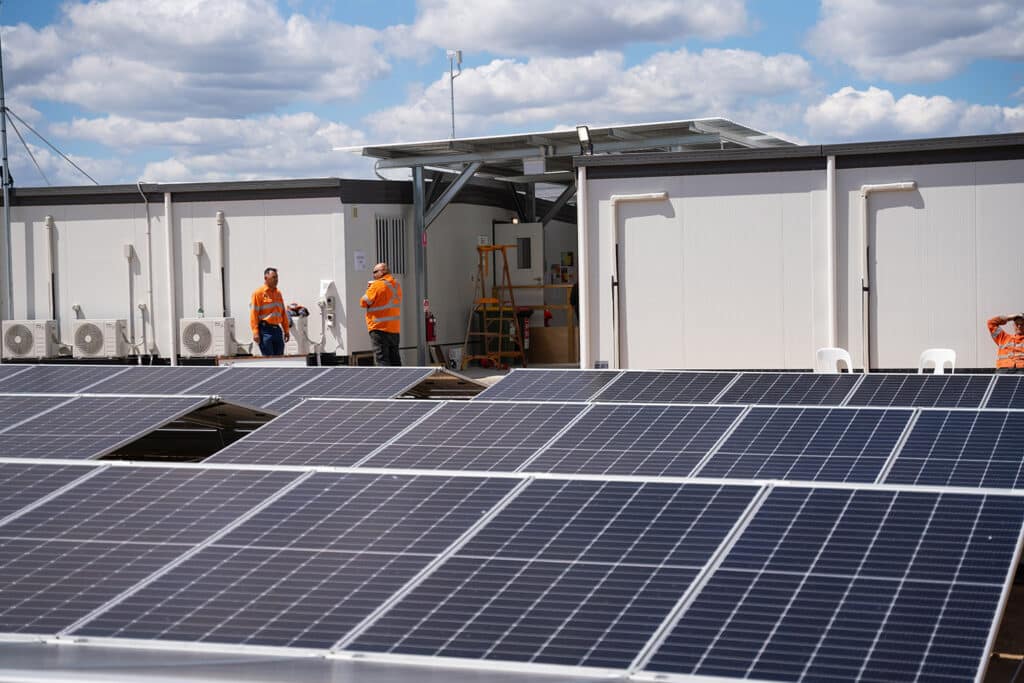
[585,156,1024,370]
[837,159,1024,369]
[587,172,826,370]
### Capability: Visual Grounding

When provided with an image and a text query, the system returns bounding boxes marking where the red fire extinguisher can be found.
[425,310,437,342]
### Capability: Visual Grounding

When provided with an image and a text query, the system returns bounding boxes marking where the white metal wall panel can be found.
[592,172,823,370]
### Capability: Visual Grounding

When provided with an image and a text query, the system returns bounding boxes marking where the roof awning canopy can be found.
[356,118,793,181]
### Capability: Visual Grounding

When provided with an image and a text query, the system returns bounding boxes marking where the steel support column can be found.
[412,166,427,366]
[423,161,483,229]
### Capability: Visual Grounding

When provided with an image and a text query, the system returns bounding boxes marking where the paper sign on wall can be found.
[354,250,368,271]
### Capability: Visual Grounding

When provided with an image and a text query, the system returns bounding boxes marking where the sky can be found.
[0,0,1021,186]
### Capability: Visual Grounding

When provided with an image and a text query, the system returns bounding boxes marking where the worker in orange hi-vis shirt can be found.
[987,313,1024,373]
[250,267,290,356]
[361,262,403,366]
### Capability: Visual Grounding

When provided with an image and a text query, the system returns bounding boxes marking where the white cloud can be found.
[7,0,389,119]
[6,142,130,187]
[805,86,1024,141]
[410,0,749,56]
[368,48,813,141]
[807,0,1024,82]
[118,114,373,182]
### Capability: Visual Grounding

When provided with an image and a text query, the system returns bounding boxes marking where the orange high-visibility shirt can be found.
[250,284,289,336]
[988,317,1024,369]
[360,274,402,333]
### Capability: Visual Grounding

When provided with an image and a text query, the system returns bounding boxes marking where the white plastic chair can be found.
[815,347,853,373]
[919,348,956,374]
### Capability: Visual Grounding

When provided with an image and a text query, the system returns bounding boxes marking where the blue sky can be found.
[0,0,1020,185]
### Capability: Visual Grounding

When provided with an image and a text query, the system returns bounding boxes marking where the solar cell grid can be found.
[207,399,436,467]
[0,463,97,520]
[0,396,209,459]
[0,365,129,393]
[0,467,298,545]
[348,480,760,669]
[644,487,1024,682]
[474,369,620,402]
[716,372,861,406]
[85,366,227,395]
[0,394,70,431]
[594,371,736,404]
[528,403,743,476]
[0,538,187,634]
[986,375,1024,409]
[847,373,992,408]
[0,365,32,383]
[359,401,585,471]
[190,367,328,408]
[697,406,912,483]
[885,409,1024,488]
[279,367,435,402]
[72,473,520,649]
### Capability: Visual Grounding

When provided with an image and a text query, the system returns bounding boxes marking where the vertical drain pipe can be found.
[825,156,837,349]
[164,192,178,365]
[609,191,668,369]
[576,166,589,368]
[859,181,916,372]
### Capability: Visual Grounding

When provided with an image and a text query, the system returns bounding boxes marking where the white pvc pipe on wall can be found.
[164,192,178,365]
[609,191,668,369]
[859,181,917,372]
[576,166,589,368]
[825,156,837,348]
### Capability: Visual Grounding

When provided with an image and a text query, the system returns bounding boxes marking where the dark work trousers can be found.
[369,330,402,366]
[258,322,285,356]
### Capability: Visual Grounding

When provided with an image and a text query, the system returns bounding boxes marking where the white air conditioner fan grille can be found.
[4,324,34,356]
[182,321,213,355]
[74,322,105,356]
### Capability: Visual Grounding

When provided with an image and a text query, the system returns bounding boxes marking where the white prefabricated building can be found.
[575,132,1024,372]
[0,178,576,363]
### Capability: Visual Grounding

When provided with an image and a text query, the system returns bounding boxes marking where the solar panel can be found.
[885,409,1024,488]
[207,399,436,467]
[0,365,32,383]
[348,480,760,668]
[274,366,436,404]
[73,473,519,648]
[528,404,743,476]
[0,394,71,431]
[594,371,736,404]
[846,373,992,408]
[474,369,620,402]
[985,375,1024,409]
[0,365,129,393]
[697,407,912,483]
[85,366,228,395]
[187,366,329,409]
[358,401,585,471]
[0,463,97,520]
[643,486,1024,682]
[0,466,298,634]
[716,372,861,405]
[0,396,209,459]
[0,466,298,544]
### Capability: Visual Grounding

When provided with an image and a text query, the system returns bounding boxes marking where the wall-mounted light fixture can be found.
[576,125,593,155]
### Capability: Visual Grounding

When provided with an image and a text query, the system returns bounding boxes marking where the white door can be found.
[618,212,684,369]
[494,222,544,313]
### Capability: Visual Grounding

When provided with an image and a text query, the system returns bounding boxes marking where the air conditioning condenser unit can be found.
[180,317,235,358]
[73,319,130,359]
[2,320,58,360]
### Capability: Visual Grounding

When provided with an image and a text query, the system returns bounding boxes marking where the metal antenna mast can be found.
[0,0,12,319]
[446,49,462,138]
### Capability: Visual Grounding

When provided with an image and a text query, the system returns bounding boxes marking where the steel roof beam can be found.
[423,161,483,229]
[540,182,577,227]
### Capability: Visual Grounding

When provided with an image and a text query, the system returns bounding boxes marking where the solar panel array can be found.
[0,364,1020,683]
